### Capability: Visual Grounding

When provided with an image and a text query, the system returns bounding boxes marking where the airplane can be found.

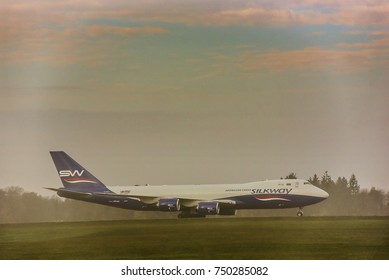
[47,151,329,218]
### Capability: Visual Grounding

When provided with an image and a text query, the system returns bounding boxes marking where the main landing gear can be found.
[178,211,206,219]
[297,207,304,217]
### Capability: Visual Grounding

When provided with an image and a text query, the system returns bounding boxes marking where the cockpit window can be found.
[304,182,310,185]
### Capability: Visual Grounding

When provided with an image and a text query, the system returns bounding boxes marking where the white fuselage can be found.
[108,179,328,208]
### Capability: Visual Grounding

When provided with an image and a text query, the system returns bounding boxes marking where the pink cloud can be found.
[1,0,389,67]
[239,46,388,73]
[338,38,389,49]
[0,2,168,65]
[209,7,325,26]
[332,3,389,26]
[338,29,389,49]
[81,1,389,27]
[2,1,389,28]
[86,25,168,37]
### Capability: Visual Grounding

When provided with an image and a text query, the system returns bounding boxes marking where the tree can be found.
[368,187,385,215]
[349,174,360,195]
[309,174,320,186]
[336,177,348,190]
[285,172,297,179]
[321,171,334,190]
[385,192,389,215]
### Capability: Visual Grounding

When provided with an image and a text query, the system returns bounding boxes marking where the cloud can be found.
[86,25,168,37]
[2,1,389,28]
[1,0,389,67]
[207,7,324,26]
[0,2,168,65]
[210,2,389,26]
[238,46,389,73]
[335,2,389,26]
[338,38,389,49]
[76,0,389,27]
[339,29,389,49]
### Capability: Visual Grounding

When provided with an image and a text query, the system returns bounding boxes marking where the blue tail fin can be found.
[50,151,112,193]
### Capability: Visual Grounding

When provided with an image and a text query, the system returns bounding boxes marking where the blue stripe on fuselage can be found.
[221,194,327,209]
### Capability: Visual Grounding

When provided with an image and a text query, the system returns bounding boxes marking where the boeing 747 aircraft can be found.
[47,151,328,218]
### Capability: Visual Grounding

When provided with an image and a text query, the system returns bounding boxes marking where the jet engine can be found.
[158,198,180,211]
[197,201,220,215]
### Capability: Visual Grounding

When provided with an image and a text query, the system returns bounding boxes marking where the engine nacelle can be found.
[158,198,180,212]
[197,201,220,215]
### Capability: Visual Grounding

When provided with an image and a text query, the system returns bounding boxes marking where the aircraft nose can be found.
[317,188,329,199]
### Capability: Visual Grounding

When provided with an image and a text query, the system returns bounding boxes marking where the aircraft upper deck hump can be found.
[50,151,112,193]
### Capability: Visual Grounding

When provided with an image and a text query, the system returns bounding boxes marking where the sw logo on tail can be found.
[59,170,85,177]
[47,151,329,218]
[58,169,97,184]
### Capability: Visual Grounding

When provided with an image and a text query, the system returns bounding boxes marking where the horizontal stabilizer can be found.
[45,187,93,197]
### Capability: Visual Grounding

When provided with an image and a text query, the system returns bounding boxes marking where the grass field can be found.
[0,217,388,259]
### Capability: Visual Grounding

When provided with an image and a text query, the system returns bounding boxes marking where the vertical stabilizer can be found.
[50,151,112,193]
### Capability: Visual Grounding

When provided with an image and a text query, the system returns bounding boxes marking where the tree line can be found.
[305,172,389,216]
[0,186,161,224]
[244,171,389,217]
[1,171,388,223]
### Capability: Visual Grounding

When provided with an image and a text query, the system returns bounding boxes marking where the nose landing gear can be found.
[297,207,304,217]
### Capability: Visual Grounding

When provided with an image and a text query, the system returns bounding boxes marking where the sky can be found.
[1,0,389,195]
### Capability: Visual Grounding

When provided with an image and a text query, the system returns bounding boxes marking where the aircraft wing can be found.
[47,188,236,207]
[93,192,236,207]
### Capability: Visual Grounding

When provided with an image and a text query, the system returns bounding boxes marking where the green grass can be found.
[1,217,388,259]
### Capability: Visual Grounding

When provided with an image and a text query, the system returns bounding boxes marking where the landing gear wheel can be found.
[297,210,303,217]
[178,211,206,219]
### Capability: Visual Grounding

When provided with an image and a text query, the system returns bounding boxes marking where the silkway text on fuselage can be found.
[251,188,292,195]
